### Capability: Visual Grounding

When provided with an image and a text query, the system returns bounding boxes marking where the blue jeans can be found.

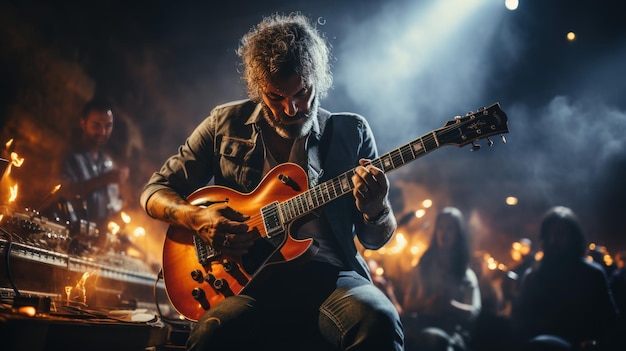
[186,261,404,351]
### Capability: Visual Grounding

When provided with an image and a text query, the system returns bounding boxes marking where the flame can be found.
[8,184,18,202]
[10,152,24,167]
[5,151,25,176]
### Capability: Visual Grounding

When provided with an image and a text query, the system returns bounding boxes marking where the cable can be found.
[153,267,165,320]
[0,225,20,297]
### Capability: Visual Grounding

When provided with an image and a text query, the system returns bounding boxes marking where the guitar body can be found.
[162,163,319,321]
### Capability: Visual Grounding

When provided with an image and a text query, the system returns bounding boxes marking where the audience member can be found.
[511,206,621,351]
[402,207,481,351]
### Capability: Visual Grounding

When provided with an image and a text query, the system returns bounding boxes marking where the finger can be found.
[213,216,249,233]
[222,234,231,248]
[357,184,369,197]
[223,233,247,248]
[221,206,250,221]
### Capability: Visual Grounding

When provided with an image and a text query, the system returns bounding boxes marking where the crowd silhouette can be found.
[369,205,626,351]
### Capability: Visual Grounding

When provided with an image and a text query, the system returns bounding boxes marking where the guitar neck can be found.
[279,131,438,222]
[278,102,508,223]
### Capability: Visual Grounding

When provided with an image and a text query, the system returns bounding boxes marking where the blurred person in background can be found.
[402,206,481,351]
[45,99,129,253]
[511,206,621,351]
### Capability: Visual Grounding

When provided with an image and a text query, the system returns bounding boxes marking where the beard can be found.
[261,97,319,140]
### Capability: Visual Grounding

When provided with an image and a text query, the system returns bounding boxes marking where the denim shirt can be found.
[141,99,395,280]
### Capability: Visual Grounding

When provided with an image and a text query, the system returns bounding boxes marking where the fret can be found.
[339,174,351,193]
[328,179,338,199]
[283,200,293,221]
[321,183,330,203]
[389,148,402,169]
[291,196,299,217]
[424,132,439,151]
[400,143,414,163]
[294,195,303,216]
[276,204,286,225]
[312,187,321,207]
[410,139,423,159]
[379,154,394,172]
[305,192,314,210]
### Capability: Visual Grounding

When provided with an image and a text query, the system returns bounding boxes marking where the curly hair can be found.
[237,13,333,102]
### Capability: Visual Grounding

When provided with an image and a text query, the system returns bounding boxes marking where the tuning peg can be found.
[470,141,481,152]
[500,134,507,144]
[487,138,494,147]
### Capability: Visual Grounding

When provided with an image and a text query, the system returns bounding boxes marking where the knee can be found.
[412,327,454,351]
[360,303,401,333]
[186,317,221,351]
[353,302,404,347]
[522,335,572,351]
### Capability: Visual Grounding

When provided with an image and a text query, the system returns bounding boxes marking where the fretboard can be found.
[278,131,441,222]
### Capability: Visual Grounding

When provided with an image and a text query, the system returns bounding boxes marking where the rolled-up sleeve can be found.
[140,113,216,211]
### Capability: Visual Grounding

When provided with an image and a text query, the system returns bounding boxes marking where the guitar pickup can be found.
[261,201,283,238]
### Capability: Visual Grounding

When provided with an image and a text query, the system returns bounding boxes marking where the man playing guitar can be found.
[140,12,403,351]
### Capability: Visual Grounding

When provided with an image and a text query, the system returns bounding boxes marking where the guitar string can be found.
[252,109,501,233]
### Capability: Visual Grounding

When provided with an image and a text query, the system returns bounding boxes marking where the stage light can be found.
[505,0,519,11]
[567,31,576,41]
[506,196,518,206]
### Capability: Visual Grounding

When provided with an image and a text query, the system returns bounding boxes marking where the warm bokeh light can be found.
[133,226,146,238]
[108,221,121,235]
[511,249,522,262]
[505,196,518,206]
[422,199,432,208]
[567,31,576,41]
[17,306,37,317]
[415,209,426,218]
[121,211,131,224]
[375,266,385,276]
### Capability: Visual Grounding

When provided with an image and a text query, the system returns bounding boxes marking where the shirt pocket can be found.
[218,136,258,189]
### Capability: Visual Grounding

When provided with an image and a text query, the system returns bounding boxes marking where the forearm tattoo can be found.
[148,190,189,225]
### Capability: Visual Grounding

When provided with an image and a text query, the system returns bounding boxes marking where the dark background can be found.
[1,0,625,270]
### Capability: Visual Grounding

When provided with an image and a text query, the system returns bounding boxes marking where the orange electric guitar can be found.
[162,103,509,321]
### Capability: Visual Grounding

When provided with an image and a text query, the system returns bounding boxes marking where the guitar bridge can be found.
[194,234,220,265]
[261,201,283,238]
